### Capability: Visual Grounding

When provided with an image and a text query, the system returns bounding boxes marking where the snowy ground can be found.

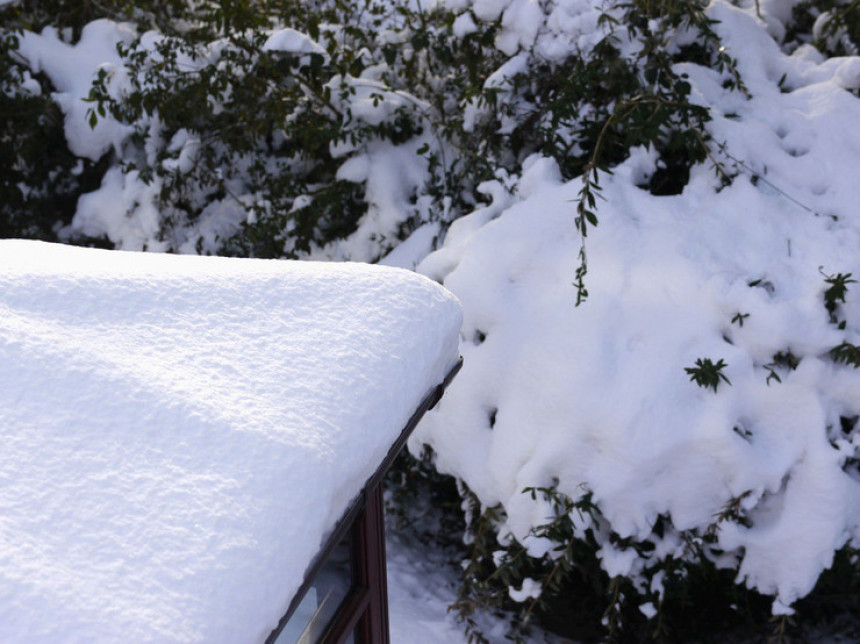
[387,531,471,644]
[387,524,536,644]
[386,510,567,643]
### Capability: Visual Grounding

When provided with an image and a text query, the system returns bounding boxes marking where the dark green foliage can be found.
[71,0,745,262]
[792,548,860,639]
[453,481,857,643]
[816,270,860,371]
[75,0,511,256]
[830,342,860,368]
[817,0,860,55]
[449,485,607,642]
[762,348,802,385]
[451,492,514,643]
[685,357,731,392]
[385,445,466,551]
[731,312,750,327]
[821,270,856,324]
[823,271,855,305]
[452,485,784,643]
[466,0,736,193]
[4,0,750,260]
[0,6,108,241]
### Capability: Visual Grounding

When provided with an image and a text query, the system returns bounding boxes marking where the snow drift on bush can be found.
[412,0,860,615]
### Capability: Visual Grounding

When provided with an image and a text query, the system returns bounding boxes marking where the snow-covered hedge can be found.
[3,0,860,640]
[410,0,860,640]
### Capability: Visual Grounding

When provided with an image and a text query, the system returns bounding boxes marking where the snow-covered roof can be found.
[0,240,462,643]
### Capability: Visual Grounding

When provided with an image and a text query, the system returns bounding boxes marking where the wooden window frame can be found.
[319,484,388,644]
[266,358,462,644]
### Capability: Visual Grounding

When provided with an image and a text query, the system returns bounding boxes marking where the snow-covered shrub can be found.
[10,0,738,262]
[60,0,521,259]
[25,0,745,263]
[783,0,860,58]
[407,0,860,641]
[76,1,424,256]
[411,0,750,305]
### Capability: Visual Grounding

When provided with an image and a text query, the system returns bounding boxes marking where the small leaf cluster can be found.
[819,269,860,371]
[830,341,860,368]
[821,269,856,325]
[763,349,801,384]
[685,357,732,392]
[731,311,750,327]
[744,269,859,387]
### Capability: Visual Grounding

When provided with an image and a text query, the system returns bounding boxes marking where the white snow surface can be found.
[262,28,328,57]
[0,240,461,643]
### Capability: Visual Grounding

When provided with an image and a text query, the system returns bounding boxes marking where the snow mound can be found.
[0,240,461,643]
[263,28,328,57]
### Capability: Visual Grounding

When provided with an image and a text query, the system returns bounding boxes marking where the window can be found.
[267,486,389,644]
[274,531,354,643]
[266,358,461,644]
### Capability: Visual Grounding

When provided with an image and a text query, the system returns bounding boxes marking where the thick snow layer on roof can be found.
[0,240,461,643]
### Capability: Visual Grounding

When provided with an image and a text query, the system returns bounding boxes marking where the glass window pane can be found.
[275,531,353,643]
